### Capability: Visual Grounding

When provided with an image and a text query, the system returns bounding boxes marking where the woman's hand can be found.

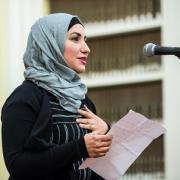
[76,105,109,135]
[84,133,112,158]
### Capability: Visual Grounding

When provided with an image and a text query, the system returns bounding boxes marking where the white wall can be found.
[0,1,49,179]
[161,0,180,180]
[4,0,49,93]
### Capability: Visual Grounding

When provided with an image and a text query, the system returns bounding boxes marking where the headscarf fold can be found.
[23,13,87,113]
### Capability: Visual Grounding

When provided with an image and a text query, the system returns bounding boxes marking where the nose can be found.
[81,41,90,54]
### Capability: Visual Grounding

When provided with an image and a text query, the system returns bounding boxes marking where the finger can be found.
[77,109,93,118]
[91,153,106,158]
[96,146,110,153]
[77,118,97,127]
[84,105,93,113]
[94,140,112,148]
[76,118,89,124]
[96,134,113,141]
[99,141,112,147]
[77,118,98,126]
[98,153,106,157]
[91,131,98,135]
[84,105,97,117]
[79,123,95,131]
[95,152,106,158]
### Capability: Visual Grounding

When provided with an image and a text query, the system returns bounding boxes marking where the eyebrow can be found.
[69,32,87,40]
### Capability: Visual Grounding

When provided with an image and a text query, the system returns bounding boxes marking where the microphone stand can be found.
[175,55,180,59]
[174,50,180,59]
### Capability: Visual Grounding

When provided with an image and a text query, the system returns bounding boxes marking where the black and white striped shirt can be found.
[48,93,93,180]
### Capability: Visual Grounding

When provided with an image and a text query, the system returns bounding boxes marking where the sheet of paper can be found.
[79,110,166,180]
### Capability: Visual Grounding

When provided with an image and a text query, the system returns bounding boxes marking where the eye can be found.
[70,35,80,42]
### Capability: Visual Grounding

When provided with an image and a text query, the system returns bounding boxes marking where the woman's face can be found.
[64,24,90,74]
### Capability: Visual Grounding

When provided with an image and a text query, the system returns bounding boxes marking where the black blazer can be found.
[1,80,104,180]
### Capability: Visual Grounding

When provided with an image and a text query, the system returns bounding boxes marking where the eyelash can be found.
[71,37,79,42]
[70,36,87,43]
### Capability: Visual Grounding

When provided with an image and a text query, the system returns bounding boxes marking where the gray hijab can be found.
[23,13,87,113]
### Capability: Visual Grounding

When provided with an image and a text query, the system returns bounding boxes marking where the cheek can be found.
[64,44,78,61]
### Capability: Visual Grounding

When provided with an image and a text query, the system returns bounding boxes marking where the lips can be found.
[78,57,87,65]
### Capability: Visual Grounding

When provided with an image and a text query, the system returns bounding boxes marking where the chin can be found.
[76,68,86,74]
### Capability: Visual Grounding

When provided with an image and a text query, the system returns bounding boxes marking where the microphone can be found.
[143,43,180,58]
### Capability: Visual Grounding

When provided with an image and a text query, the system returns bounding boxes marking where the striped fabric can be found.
[48,93,92,180]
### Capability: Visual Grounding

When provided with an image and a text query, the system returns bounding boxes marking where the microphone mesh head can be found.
[143,43,156,57]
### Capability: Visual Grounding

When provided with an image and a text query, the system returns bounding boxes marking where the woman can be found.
[1,13,112,180]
